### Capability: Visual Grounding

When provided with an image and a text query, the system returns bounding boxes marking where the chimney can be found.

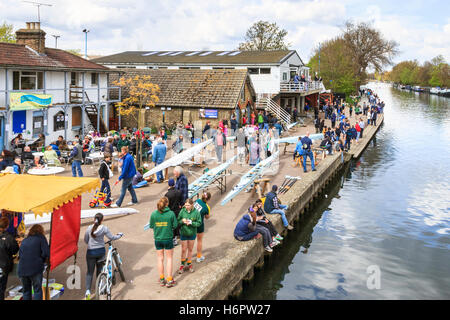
[16,22,46,54]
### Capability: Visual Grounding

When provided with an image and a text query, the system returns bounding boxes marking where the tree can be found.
[343,21,399,88]
[238,21,290,51]
[113,75,160,167]
[0,21,15,43]
[308,37,359,96]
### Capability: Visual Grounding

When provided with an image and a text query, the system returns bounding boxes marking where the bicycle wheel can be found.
[113,252,126,282]
[95,272,111,300]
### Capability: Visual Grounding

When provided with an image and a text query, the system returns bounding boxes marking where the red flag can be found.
[50,196,81,271]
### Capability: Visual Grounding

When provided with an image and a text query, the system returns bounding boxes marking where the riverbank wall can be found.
[174,114,384,300]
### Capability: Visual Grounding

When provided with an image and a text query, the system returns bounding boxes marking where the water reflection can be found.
[241,83,450,300]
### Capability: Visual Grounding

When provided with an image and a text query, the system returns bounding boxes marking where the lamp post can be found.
[317,42,321,109]
[82,29,89,59]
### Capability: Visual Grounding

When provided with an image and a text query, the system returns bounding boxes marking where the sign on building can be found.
[9,93,53,110]
[199,109,218,119]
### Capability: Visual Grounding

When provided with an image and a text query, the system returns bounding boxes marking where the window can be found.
[91,73,98,86]
[12,71,44,90]
[248,68,259,74]
[260,68,271,74]
[54,111,65,131]
[282,73,288,81]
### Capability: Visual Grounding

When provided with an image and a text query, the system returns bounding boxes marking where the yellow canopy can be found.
[0,174,100,216]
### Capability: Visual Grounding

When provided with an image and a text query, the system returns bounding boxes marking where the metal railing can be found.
[280,81,322,93]
[256,96,291,127]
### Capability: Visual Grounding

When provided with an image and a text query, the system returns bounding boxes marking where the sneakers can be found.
[287,224,294,231]
[165,279,176,288]
[178,265,185,274]
[196,256,205,263]
[84,291,91,300]
[271,239,280,247]
[159,278,166,287]
[275,234,284,241]
[110,203,119,208]
[127,202,138,206]
[187,264,194,273]
[264,246,273,253]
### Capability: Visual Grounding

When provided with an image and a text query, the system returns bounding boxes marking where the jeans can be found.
[215,145,223,163]
[268,205,289,227]
[344,138,351,150]
[234,231,259,241]
[116,177,138,207]
[20,272,43,300]
[100,179,111,203]
[155,161,164,182]
[255,224,272,247]
[72,160,83,177]
[302,150,315,171]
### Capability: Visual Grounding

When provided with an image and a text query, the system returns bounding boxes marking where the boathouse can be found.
[94,50,323,127]
[109,68,256,130]
[0,22,120,151]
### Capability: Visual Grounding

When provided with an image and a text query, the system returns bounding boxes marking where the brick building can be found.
[109,68,255,130]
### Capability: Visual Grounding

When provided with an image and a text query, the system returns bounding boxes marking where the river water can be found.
[241,82,450,300]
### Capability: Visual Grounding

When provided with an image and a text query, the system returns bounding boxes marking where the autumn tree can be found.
[343,21,399,89]
[238,21,290,51]
[113,75,160,167]
[0,21,15,43]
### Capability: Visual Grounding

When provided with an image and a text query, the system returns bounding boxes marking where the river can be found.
[241,82,450,300]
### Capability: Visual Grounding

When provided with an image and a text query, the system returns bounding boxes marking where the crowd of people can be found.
[0,87,385,298]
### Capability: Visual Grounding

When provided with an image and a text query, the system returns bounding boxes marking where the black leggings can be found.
[85,253,105,292]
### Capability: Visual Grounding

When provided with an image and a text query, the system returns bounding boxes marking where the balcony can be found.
[280,81,322,94]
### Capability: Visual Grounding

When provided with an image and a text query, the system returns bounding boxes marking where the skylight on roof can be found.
[142,51,159,56]
[158,51,175,56]
[185,51,201,56]
[228,51,241,56]
[169,51,184,56]
[217,51,231,56]
[199,51,213,56]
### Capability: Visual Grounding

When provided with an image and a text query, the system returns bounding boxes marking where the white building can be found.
[0,22,121,151]
[93,50,322,125]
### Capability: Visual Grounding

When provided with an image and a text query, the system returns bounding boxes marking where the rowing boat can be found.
[188,155,237,199]
[220,151,280,205]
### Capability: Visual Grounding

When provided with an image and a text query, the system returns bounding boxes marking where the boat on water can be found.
[430,87,442,95]
[412,86,424,92]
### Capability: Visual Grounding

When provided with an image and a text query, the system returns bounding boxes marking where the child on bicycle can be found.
[84,213,123,300]
[177,198,201,274]
[149,197,178,288]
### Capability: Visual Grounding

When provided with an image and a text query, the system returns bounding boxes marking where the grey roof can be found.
[93,50,300,66]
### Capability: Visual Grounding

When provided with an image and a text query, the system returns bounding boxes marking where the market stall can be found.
[0,173,99,300]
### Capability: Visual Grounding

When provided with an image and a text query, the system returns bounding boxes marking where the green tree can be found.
[238,21,290,51]
[308,37,359,96]
[0,21,15,43]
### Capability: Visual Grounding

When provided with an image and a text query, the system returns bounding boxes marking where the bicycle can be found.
[95,236,125,300]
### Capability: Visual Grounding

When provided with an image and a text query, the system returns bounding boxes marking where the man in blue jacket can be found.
[264,185,293,230]
[152,138,167,183]
[112,146,138,208]
[300,133,316,172]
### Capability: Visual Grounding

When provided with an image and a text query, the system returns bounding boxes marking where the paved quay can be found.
[8,105,383,300]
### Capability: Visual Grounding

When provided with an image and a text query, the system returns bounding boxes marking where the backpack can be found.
[100,161,113,179]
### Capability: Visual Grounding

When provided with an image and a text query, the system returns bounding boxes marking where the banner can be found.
[199,109,218,119]
[9,92,53,110]
[50,196,81,271]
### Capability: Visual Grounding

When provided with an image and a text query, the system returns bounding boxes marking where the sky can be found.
[1,0,449,69]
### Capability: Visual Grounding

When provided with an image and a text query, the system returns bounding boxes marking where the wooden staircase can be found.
[70,86,107,134]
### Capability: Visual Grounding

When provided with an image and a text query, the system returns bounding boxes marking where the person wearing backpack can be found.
[98,155,113,207]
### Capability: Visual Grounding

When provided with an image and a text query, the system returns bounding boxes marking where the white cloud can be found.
[1,0,449,64]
